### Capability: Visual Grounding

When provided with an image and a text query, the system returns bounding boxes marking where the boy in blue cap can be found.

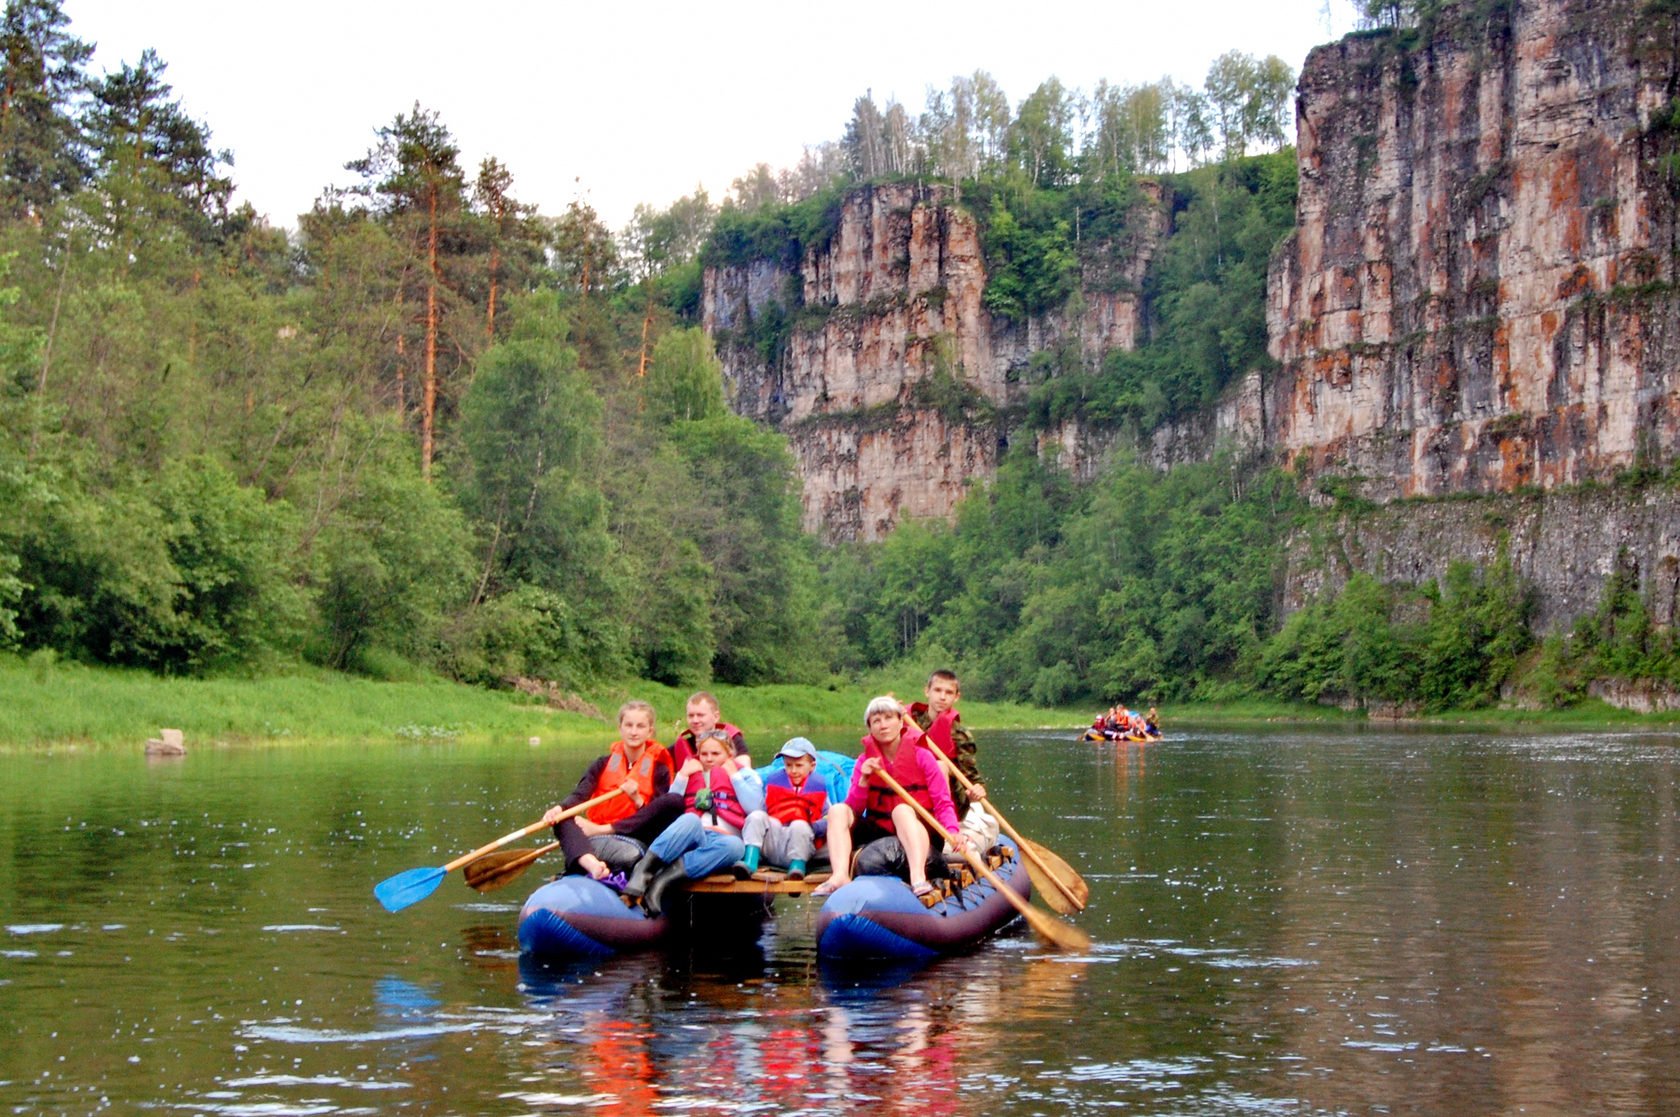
[740,737,829,879]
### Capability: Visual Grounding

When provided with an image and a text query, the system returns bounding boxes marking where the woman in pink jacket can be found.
[812,695,967,897]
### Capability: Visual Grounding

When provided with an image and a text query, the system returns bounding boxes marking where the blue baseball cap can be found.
[778,737,818,760]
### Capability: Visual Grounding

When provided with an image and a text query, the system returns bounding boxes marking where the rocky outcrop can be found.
[1284,486,1680,635]
[1266,0,1680,500]
[1264,0,1680,629]
[703,182,1165,540]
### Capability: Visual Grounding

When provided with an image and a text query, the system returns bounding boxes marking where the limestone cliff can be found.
[1266,0,1680,630]
[1267,0,1680,496]
[703,182,1164,540]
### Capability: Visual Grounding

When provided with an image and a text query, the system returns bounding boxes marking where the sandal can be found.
[911,881,936,898]
[810,878,845,898]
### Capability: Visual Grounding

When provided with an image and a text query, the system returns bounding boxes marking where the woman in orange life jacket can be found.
[540,700,685,881]
[812,695,968,899]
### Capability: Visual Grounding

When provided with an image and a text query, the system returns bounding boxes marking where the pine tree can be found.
[0,0,91,219]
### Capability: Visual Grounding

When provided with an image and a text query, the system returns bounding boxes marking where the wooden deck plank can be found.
[685,870,831,895]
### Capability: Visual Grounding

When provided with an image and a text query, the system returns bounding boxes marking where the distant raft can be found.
[1079,728,1160,743]
[814,836,1030,962]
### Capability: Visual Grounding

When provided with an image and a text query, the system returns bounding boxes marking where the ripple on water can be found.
[6,923,64,935]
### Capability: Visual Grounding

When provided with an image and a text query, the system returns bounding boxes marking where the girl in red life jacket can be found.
[812,695,966,899]
[541,700,681,881]
[622,729,764,914]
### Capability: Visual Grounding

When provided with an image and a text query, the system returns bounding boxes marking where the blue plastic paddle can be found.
[374,788,627,912]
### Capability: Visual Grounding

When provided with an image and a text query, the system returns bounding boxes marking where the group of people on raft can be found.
[539,671,997,916]
[1084,704,1162,741]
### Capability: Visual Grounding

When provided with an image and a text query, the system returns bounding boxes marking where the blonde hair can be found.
[863,694,904,726]
[685,690,720,713]
[617,700,656,728]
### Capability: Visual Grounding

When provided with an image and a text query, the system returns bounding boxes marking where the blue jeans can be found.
[647,813,745,879]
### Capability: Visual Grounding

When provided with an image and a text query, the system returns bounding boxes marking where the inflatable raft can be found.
[814,836,1030,962]
[516,873,776,959]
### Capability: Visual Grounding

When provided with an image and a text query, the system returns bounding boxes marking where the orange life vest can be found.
[588,740,672,824]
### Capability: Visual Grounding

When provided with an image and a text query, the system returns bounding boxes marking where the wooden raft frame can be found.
[684,869,832,895]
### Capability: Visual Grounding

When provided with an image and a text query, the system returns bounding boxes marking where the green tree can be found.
[345,104,472,478]
[84,47,233,253]
[0,0,91,219]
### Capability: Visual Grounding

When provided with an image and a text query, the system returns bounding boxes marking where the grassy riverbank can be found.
[3,653,1671,752]
[0,654,1069,751]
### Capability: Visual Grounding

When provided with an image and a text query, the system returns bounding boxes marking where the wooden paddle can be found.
[462,841,559,892]
[874,767,1090,953]
[373,788,627,912]
[934,753,1089,914]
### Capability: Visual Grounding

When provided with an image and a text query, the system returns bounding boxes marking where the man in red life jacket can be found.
[669,690,748,768]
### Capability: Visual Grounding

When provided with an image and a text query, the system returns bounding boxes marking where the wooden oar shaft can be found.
[442,787,626,873]
[874,768,1089,952]
[934,753,1086,912]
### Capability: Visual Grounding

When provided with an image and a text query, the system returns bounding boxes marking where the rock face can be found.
[1266,0,1680,498]
[1263,0,1680,629]
[703,182,1164,540]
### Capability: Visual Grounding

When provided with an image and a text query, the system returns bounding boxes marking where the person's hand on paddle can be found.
[541,803,568,826]
[948,830,970,854]
[858,755,883,778]
[968,783,987,802]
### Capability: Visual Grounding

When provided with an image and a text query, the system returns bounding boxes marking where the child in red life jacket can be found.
[740,737,830,879]
[669,690,748,769]
[908,668,987,819]
[542,700,684,881]
[623,729,764,914]
[812,695,967,899]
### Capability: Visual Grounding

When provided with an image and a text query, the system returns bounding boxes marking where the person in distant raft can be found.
[541,700,684,881]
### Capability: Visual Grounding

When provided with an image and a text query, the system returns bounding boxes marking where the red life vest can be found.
[910,702,961,759]
[765,768,827,825]
[682,764,748,830]
[588,740,672,824]
[859,726,932,833]
[670,721,745,767]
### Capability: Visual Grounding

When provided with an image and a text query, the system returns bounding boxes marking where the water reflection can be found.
[510,943,1087,1114]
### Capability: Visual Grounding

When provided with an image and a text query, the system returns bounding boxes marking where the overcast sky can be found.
[63,0,1362,232]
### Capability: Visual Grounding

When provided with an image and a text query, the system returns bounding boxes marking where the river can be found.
[3,725,1679,1114]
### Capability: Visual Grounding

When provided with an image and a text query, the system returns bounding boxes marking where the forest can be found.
[0,0,1668,715]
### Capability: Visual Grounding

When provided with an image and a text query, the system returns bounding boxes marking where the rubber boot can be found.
[641,861,690,917]
[742,845,761,873]
[787,859,807,881]
[622,851,665,900]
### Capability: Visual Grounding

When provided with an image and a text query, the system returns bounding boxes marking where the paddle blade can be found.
[1022,857,1080,915]
[374,866,446,913]
[1021,838,1090,910]
[461,846,552,893]
[1022,902,1092,952]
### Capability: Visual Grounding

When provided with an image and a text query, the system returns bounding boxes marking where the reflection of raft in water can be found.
[517,837,1030,963]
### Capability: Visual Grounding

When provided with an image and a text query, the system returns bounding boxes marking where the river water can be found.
[3,725,1680,1115]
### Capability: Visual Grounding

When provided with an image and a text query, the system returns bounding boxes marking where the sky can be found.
[63,0,1363,233]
